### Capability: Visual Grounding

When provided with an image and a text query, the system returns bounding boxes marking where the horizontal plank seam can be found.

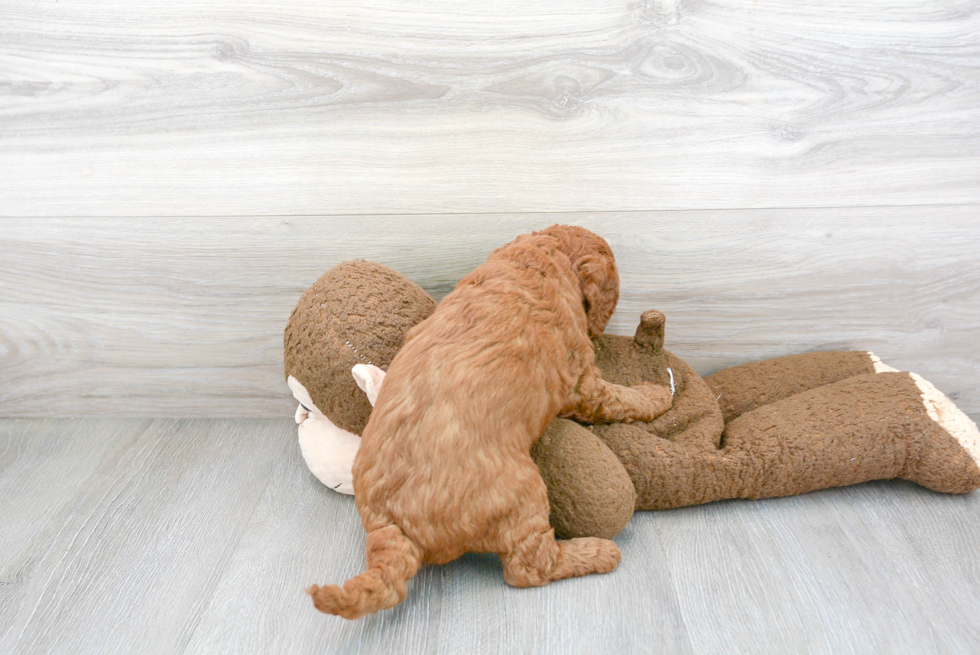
[2,201,979,220]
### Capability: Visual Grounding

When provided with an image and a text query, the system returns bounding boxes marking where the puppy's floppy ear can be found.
[537,225,620,338]
[577,251,619,338]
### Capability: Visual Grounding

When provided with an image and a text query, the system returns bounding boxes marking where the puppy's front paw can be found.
[631,382,673,422]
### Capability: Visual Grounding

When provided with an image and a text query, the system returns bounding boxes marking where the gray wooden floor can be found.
[2,417,979,655]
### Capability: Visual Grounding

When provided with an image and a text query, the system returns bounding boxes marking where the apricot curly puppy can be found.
[308,225,673,619]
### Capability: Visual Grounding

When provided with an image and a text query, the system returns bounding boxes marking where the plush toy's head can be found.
[283,260,436,435]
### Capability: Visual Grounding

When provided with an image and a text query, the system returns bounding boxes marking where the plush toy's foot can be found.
[866,353,980,493]
[868,351,900,374]
[901,371,980,494]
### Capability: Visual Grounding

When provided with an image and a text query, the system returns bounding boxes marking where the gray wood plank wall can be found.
[1,1,978,418]
[2,0,979,215]
[1,211,977,416]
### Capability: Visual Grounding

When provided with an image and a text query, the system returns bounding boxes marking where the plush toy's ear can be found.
[352,364,386,407]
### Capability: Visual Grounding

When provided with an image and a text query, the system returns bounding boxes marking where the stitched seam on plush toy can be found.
[343,339,373,365]
[320,300,375,366]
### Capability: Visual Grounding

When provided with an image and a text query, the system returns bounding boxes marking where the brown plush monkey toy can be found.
[284,261,980,540]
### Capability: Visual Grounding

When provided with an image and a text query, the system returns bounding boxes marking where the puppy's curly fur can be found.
[308,225,673,619]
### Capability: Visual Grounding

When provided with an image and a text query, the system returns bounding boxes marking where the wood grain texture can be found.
[183,421,694,655]
[1,209,977,417]
[2,418,979,654]
[0,418,289,655]
[652,482,980,654]
[0,419,149,639]
[1,0,978,215]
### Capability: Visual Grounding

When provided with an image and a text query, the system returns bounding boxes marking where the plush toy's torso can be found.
[594,337,724,448]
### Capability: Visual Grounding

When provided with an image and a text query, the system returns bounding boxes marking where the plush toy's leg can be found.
[722,371,980,497]
[600,371,980,510]
[903,372,980,492]
[704,351,882,422]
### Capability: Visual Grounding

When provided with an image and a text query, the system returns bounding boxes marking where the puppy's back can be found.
[353,234,585,554]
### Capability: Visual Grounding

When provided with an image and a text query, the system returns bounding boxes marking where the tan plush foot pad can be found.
[868,351,900,373]
[910,372,980,472]
[867,352,980,489]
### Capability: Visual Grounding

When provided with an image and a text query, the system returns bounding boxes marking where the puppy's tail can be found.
[307,524,422,620]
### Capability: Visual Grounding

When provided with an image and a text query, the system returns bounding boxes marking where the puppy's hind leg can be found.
[499,515,621,588]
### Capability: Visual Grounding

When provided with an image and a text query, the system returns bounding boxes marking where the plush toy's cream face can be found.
[287,365,388,495]
[288,375,327,424]
[288,375,362,494]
